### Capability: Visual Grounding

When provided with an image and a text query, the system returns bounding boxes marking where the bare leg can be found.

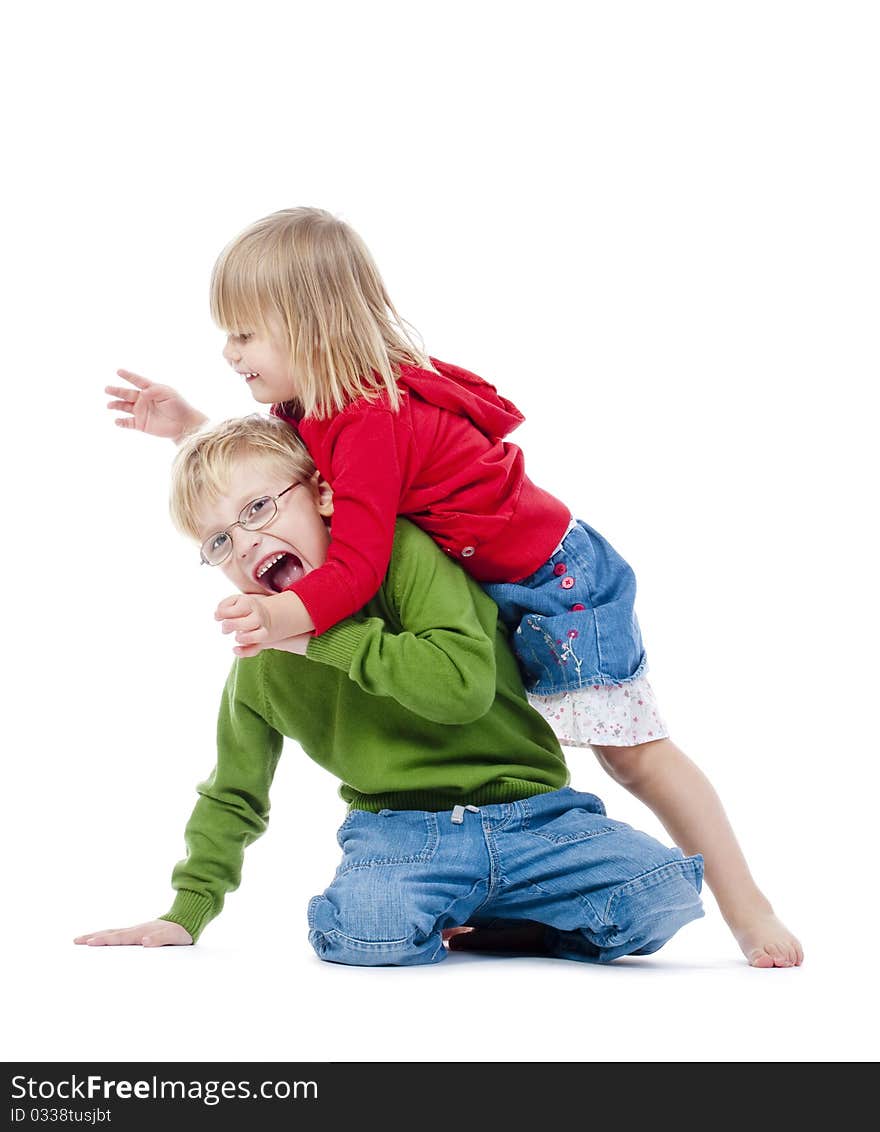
[591,737,803,967]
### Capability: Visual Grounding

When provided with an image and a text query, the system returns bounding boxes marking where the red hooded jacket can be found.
[273,358,570,635]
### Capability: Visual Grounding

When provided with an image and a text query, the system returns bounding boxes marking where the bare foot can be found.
[730,910,803,968]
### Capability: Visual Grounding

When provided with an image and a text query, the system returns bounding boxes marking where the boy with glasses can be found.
[76,415,704,965]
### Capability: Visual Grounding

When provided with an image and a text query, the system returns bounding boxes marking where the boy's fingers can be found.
[107,400,135,412]
[105,386,138,401]
[233,643,264,658]
[116,369,151,389]
[114,418,136,429]
[74,930,117,944]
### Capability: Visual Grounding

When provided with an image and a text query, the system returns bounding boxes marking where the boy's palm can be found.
[106,370,205,441]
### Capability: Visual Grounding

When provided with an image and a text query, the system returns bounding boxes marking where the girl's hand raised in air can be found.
[74,920,193,947]
[106,369,208,444]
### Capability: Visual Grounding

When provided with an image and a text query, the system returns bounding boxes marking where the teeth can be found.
[256,553,285,579]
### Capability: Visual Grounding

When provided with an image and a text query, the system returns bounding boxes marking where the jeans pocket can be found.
[525,794,617,845]
[337,809,441,872]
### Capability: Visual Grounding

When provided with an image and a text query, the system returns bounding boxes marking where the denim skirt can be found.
[483,520,646,695]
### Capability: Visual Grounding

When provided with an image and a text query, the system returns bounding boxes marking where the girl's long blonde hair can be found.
[210,207,431,419]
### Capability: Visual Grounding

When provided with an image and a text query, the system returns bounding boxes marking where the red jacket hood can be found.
[396,358,525,441]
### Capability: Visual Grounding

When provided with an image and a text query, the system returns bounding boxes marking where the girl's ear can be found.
[314,472,334,517]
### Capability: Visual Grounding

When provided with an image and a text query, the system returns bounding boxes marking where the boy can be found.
[76,415,703,964]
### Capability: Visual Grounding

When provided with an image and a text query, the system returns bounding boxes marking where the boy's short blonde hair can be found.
[209,207,431,420]
[170,414,316,540]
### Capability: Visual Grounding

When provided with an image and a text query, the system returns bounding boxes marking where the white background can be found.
[2,1,877,1063]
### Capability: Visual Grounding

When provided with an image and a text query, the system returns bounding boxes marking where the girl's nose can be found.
[223,337,240,364]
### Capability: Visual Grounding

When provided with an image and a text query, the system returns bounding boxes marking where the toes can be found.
[748,948,775,968]
[768,942,794,967]
[751,940,800,968]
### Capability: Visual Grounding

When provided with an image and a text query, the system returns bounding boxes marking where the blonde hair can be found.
[210,207,431,419]
[170,414,316,540]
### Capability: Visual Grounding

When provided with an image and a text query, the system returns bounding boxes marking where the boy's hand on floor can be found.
[216,591,312,657]
[74,920,193,947]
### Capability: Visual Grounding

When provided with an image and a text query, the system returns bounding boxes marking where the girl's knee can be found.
[592,738,668,788]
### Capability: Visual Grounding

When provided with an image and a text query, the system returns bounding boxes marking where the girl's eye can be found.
[238,333,252,343]
[210,533,230,553]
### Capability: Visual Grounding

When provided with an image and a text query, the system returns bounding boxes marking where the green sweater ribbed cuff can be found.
[160,891,216,944]
[306,618,371,671]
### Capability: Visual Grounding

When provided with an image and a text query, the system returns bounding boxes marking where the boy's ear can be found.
[313,472,334,517]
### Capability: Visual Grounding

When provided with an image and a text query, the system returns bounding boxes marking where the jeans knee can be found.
[604,854,705,958]
[307,894,446,967]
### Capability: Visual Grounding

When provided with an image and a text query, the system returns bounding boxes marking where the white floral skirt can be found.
[528,674,669,748]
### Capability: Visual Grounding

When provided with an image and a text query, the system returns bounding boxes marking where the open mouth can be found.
[243,372,260,382]
[254,552,304,591]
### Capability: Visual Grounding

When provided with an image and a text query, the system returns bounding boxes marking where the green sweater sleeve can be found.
[306,522,497,725]
[159,660,283,942]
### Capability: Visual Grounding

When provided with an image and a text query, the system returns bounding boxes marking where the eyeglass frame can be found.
[199,482,301,566]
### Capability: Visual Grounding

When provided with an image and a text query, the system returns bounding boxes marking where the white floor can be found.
[6,903,871,1063]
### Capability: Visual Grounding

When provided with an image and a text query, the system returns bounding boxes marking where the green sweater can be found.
[161,520,569,941]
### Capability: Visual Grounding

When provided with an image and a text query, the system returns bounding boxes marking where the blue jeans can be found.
[308,788,703,966]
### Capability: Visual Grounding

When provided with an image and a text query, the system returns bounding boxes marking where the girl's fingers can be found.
[215,596,247,618]
[232,627,268,646]
[105,386,138,400]
[107,400,136,412]
[220,615,260,635]
[233,643,264,658]
[115,369,151,388]
[114,417,137,429]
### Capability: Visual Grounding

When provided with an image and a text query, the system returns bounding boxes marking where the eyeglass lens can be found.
[201,496,278,565]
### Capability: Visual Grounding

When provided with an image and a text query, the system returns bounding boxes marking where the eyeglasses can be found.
[200,483,301,566]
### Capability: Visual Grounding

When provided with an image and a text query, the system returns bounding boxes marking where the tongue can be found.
[269,554,304,591]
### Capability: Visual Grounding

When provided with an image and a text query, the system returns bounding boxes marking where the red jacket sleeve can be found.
[286,404,405,635]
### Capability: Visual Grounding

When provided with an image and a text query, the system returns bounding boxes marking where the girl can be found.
[107,207,802,968]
